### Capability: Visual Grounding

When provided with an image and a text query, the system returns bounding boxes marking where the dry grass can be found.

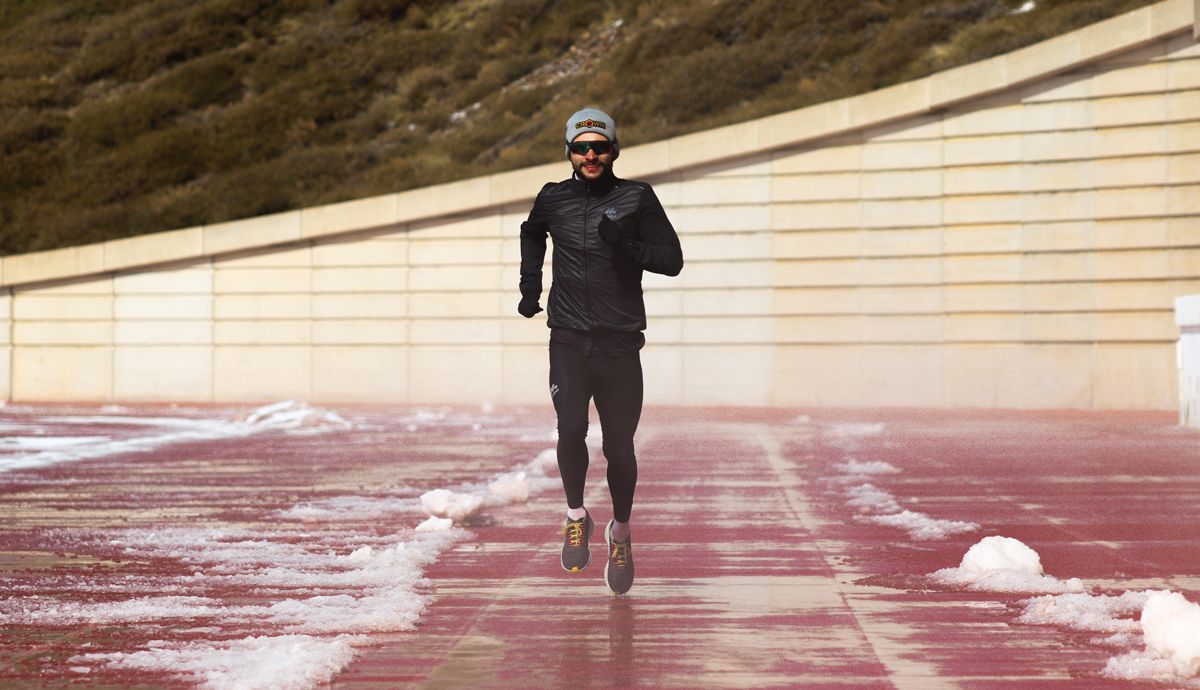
[0,0,1160,255]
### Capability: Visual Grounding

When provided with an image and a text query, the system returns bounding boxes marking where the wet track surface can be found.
[1,404,1198,688]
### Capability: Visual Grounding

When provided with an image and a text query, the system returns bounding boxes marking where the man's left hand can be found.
[599,215,623,245]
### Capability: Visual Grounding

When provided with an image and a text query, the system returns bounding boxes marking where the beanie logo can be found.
[574,119,606,130]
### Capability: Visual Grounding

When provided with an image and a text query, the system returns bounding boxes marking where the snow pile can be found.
[76,635,360,690]
[528,448,558,474]
[420,489,486,523]
[418,448,559,524]
[488,471,531,503]
[846,483,978,541]
[931,536,1084,593]
[936,539,1200,687]
[415,516,453,533]
[1141,592,1200,675]
[1105,591,1200,684]
[1018,589,1200,686]
[1019,590,1149,637]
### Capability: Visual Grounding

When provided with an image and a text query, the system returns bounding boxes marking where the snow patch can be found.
[277,495,420,522]
[844,483,977,541]
[858,510,979,541]
[931,536,1084,593]
[1,401,357,473]
[419,489,486,523]
[5,434,563,689]
[77,634,360,690]
[834,459,900,475]
[415,516,453,533]
[825,422,885,439]
[488,471,531,503]
[240,400,354,435]
[1018,591,1149,633]
[419,447,559,523]
[846,483,902,514]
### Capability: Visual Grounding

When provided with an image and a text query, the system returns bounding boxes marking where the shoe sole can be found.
[561,517,593,572]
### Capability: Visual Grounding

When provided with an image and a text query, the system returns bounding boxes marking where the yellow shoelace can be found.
[609,541,629,567]
[562,520,586,547]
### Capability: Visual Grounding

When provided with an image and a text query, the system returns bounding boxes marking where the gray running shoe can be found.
[604,520,635,595]
[561,510,593,572]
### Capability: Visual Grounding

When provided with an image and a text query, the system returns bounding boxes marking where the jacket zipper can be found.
[582,192,592,329]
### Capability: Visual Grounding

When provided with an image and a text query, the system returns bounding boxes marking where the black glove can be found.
[599,208,640,253]
[599,215,622,245]
[518,294,542,318]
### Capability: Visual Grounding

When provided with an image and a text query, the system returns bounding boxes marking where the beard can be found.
[572,158,608,181]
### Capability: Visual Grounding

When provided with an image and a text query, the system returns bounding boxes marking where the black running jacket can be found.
[520,172,683,333]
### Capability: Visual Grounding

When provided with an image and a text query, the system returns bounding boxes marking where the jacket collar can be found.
[571,170,618,196]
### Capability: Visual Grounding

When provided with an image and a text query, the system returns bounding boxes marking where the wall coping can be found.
[0,0,1193,289]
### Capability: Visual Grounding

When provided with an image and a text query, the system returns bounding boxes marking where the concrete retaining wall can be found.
[1,0,1197,408]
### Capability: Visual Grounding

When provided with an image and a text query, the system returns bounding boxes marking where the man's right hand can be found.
[518,295,543,318]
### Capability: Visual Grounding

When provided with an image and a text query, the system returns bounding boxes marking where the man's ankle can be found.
[610,519,630,542]
[566,506,588,520]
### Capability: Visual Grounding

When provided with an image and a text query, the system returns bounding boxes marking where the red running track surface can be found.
[1,404,1198,688]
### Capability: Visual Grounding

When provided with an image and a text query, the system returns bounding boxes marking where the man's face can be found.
[569,132,614,182]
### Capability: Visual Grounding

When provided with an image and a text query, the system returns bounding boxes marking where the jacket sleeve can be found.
[519,185,552,301]
[626,186,683,277]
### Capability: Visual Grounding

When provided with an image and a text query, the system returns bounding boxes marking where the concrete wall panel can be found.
[500,345,548,405]
[12,347,113,401]
[114,347,213,400]
[114,267,212,294]
[116,295,213,320]
[313,346,406,402]
[115,322,212,346]
[682,346,773,405]
[213,347,311,401]
[408,346,502,403]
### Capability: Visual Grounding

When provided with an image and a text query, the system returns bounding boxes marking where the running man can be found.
[518,107,683,594]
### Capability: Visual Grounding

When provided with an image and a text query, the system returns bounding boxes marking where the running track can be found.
[2,405,1198,688]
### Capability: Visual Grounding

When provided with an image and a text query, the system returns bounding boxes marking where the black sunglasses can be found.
[567,141,614,156]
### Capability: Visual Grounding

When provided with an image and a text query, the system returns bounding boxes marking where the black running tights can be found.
[549,343,643,523]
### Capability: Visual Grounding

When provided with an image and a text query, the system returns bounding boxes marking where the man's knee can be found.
[558,418,589,445]
[602,436,635,462]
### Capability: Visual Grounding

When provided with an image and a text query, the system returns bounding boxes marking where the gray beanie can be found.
[565,108,617,144]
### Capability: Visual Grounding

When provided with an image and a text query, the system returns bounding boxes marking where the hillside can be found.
[0,0,1160,256]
